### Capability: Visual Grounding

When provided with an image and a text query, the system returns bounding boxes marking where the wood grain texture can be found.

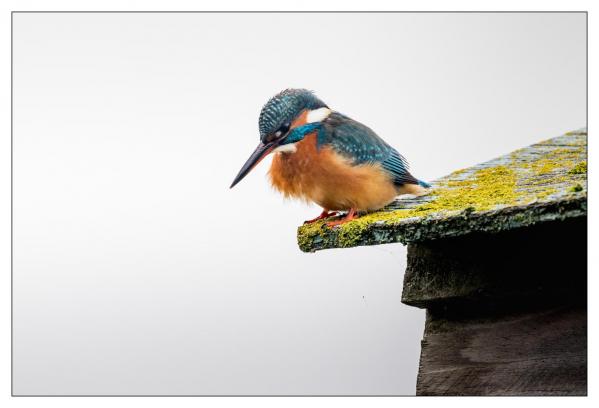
[297,128,587,252]
[417,305,587,396]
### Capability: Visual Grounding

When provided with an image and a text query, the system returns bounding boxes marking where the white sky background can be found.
[12,12,586,395]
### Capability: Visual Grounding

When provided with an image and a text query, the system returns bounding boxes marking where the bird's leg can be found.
[326,208,359,227]
[303,209,339,224]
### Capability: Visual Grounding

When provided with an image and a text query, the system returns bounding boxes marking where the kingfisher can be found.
[230,89,430,226]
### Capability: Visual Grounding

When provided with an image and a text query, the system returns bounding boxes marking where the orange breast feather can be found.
[268,132,398,211]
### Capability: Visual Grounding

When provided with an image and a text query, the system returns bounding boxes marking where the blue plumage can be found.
[258,89,327,142]
[256,89,427,188]
[231,89,430,224]
[318,112,422,187]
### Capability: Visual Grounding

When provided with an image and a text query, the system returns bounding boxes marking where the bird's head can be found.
[230,88,330,188]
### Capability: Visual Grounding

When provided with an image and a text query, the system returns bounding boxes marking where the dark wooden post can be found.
[402,218,587,395]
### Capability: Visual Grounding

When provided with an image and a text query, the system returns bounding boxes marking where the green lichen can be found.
[297,222,321,251]
[422,166,518,212]
[518,146,586,202]
[527,159,562,175]
[569,161,587,175]
[337,218,373,247]
[448,168,467,177]
[533,188,557,200]
[569,183,583,193]
[521,148,581,176]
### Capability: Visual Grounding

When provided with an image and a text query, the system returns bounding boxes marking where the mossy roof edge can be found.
[298,196,585,252]
[297,128,587,252]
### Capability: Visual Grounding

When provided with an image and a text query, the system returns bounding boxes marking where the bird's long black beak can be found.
[230,141,276,188]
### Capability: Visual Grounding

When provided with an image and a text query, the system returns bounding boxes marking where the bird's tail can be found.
[398,181,430,196]
[417,179,431,189]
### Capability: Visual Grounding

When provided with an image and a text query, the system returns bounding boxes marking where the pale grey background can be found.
[12,12,586,395]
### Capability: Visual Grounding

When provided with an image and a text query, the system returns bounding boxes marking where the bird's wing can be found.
[319,112,418,186]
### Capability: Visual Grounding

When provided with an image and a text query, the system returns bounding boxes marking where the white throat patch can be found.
[306,107,331,123]
[273,143,297,154]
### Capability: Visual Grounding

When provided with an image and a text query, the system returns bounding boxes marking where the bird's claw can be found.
[325,208,359,227]
[303,210,339,224]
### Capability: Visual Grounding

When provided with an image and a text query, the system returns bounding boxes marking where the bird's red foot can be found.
[326,208,359,227]
[304,210,339,224]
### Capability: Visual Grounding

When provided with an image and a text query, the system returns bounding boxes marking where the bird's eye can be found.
[265,123,291,143]
[277,123,290,137]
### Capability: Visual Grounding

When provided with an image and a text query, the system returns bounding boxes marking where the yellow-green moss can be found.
[521,147,582,176]
[569,161,587,175]
[297,222,321,250]
[448,168,468,178]
[424,166,518,212]
[527,159,562,175]
[533,188,557,200]
[569,183,583,193]
[518,146,586,201]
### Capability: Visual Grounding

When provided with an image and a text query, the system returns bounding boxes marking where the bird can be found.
[230,89,430,226]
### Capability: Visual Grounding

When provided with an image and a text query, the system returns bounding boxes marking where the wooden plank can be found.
[417,305,587,396]
[401,217,587,308]
[404,213,587,395]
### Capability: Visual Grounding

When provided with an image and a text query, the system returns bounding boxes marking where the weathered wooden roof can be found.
[297,128,587,252]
